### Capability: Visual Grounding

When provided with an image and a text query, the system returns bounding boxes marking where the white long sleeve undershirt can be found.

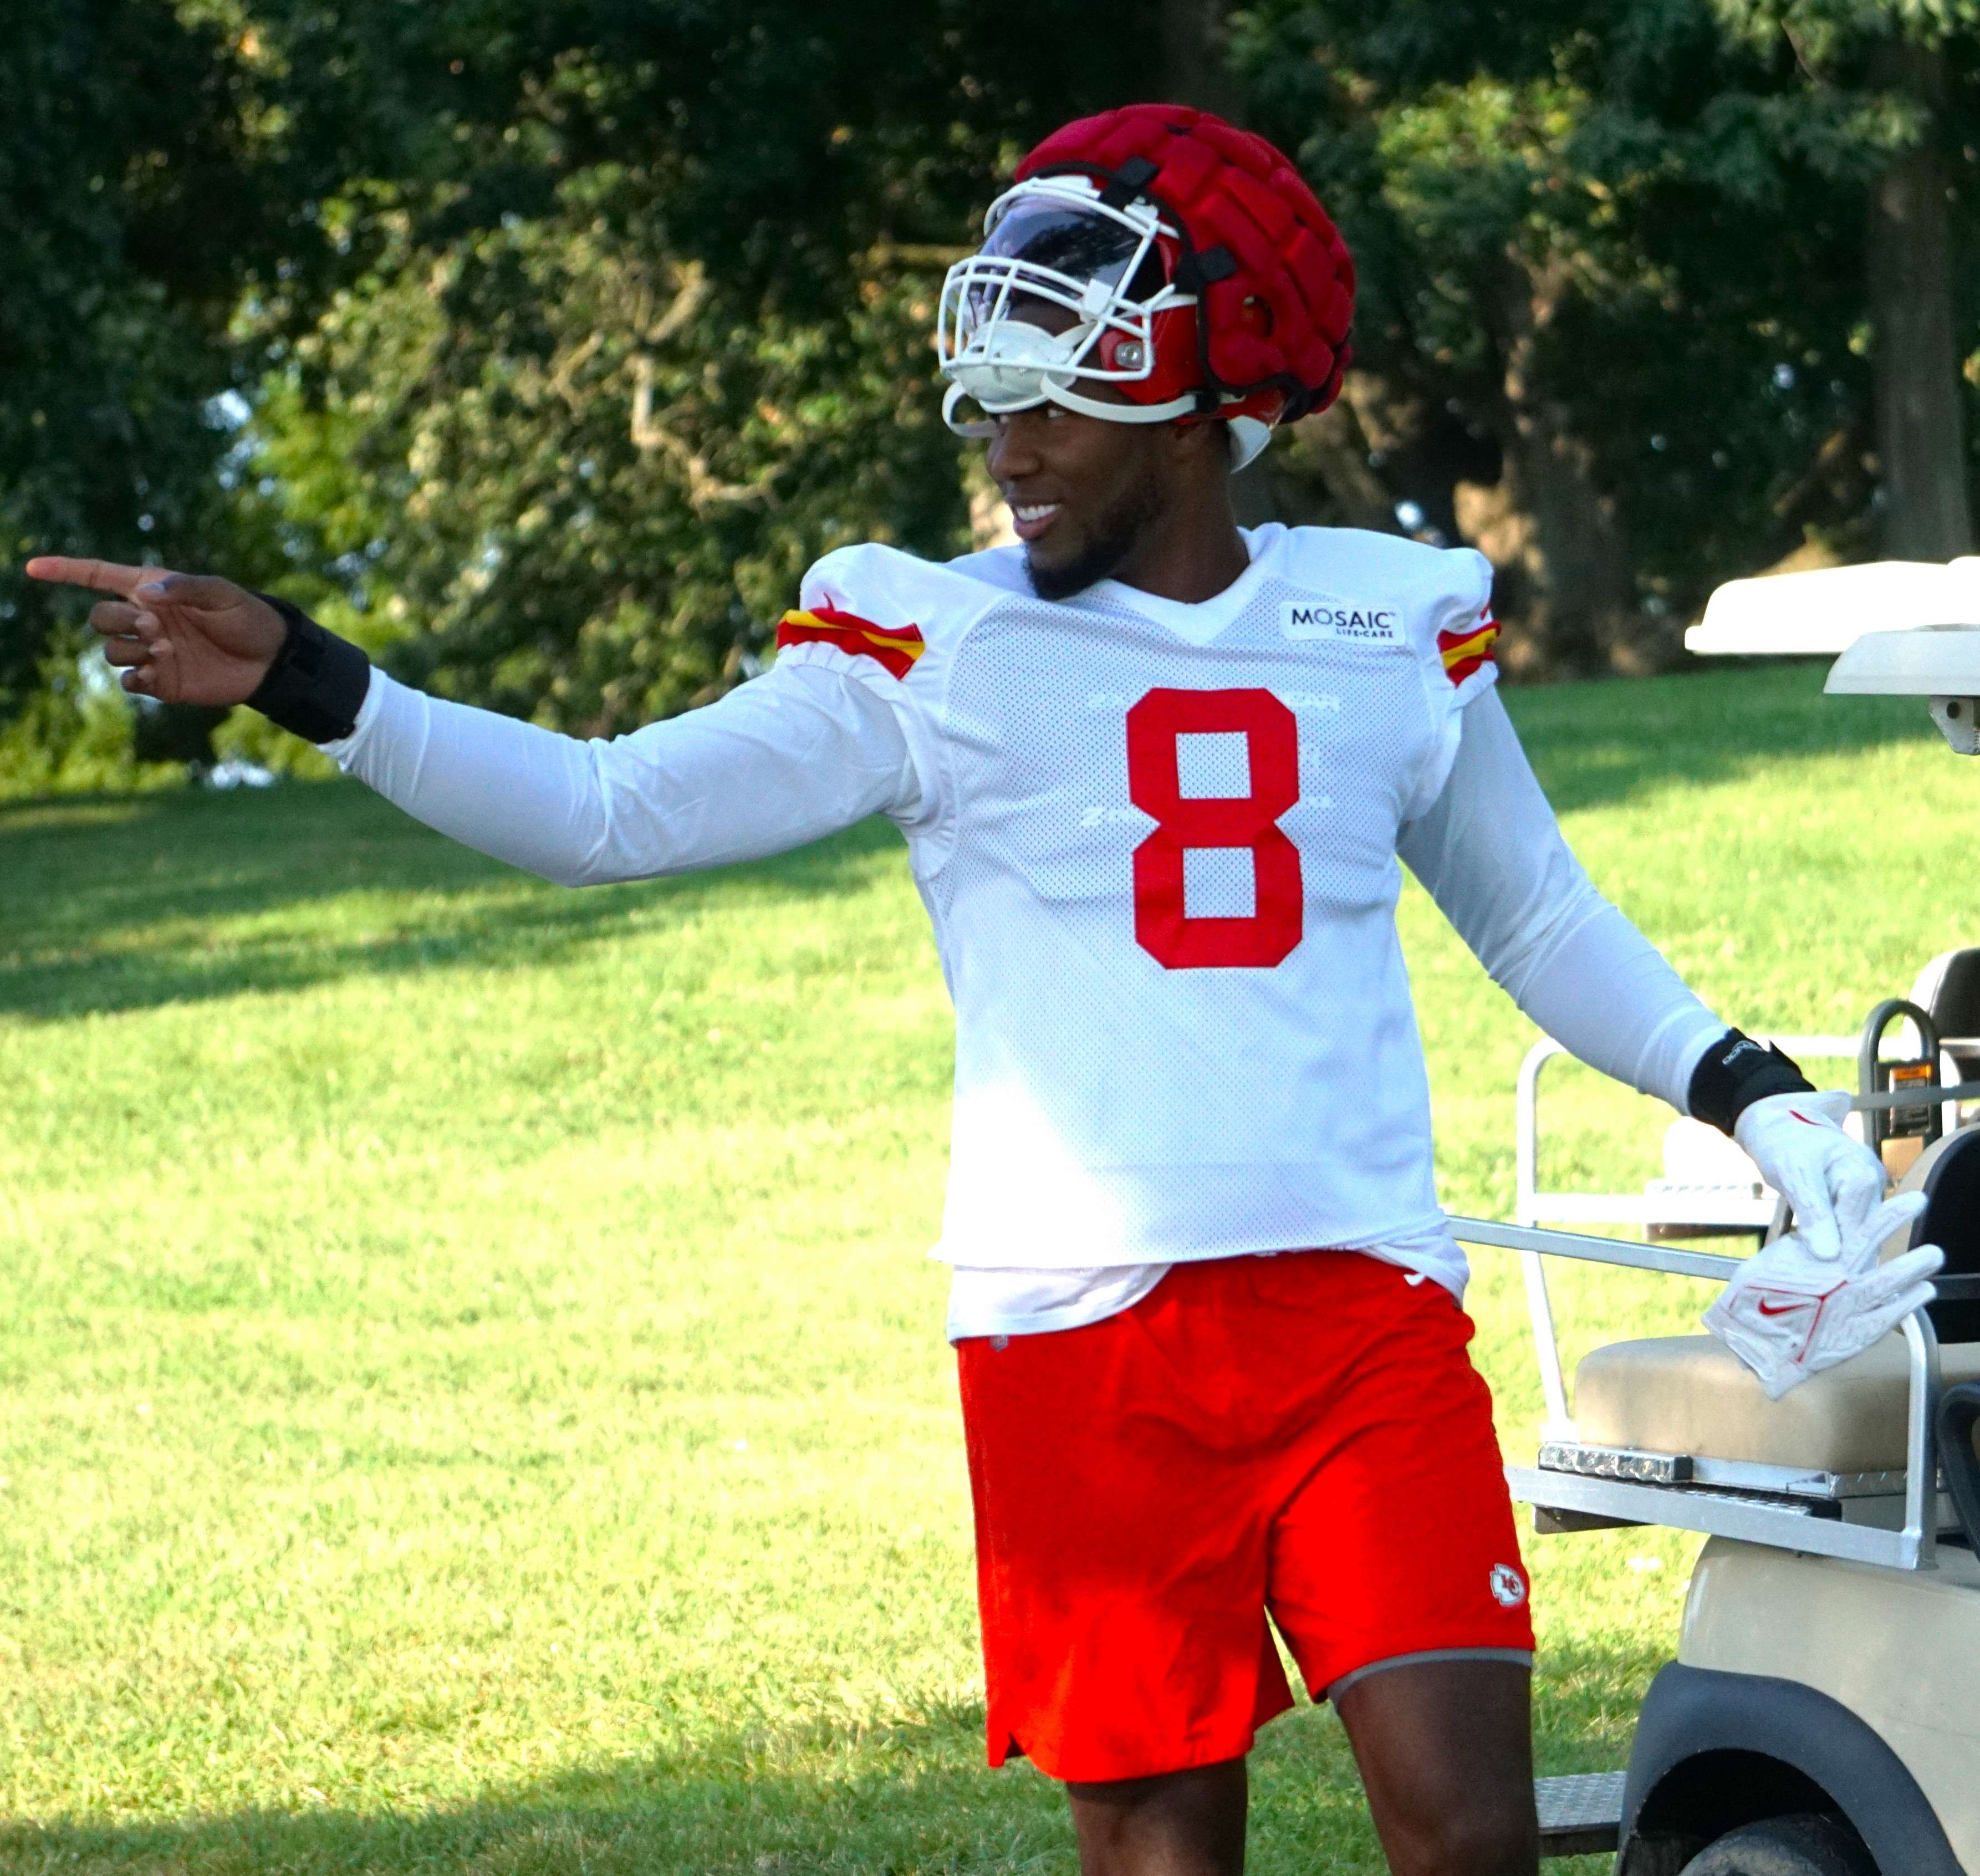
[327,665,1724,1339]
[329,663,922,884]
[1395,687,1724,1115]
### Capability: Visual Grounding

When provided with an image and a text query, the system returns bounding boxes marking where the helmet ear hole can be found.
[1240,295,1273,338]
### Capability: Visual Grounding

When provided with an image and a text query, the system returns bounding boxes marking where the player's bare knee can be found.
[1065,1758,1248,1875]
[1386,1797,1538,1876]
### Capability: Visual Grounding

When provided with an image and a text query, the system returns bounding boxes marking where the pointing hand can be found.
[24,558,285,708]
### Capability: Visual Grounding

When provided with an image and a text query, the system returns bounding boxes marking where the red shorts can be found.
[957,1250,1533,1783]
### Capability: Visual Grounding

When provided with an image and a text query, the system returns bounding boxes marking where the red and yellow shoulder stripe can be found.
[1437,610,1499,687]
[775,605,925,680]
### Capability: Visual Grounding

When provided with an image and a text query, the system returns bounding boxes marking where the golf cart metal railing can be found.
[1503,1019,1980,1573]
[1517,1034,1860,1241]
[1451,1215,1964,1572]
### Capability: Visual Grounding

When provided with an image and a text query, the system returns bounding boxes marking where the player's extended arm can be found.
[24,559,921,885]
[329,662,918,885]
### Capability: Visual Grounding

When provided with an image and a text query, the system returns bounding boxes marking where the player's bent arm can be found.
[1396,689,1726,1113]
[1404,692,1902,1285]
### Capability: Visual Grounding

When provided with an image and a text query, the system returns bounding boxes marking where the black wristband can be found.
[1687,1028,1816,1136]
[244,593,371,743]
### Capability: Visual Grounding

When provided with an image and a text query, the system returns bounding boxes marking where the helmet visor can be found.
[965,199,1167,331]
[982,198,1161,288]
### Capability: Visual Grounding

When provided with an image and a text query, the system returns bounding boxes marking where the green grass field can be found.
[1,661,1974,1874]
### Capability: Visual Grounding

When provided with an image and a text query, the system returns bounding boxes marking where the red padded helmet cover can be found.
[1014,104,1355,420]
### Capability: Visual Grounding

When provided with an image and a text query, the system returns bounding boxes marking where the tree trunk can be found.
[1475,256,1646,675]
[1867,40,1972,563]
[1284,394,1397,533]
[1158,0,1240,120]
[1154,0,1292,524]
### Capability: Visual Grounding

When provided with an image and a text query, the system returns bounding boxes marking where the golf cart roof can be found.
[1686,557,1980,659]
[1821,623,1980,697]
[1685,558,1980,748]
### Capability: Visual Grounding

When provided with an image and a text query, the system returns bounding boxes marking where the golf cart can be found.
[1457,562,1980,1873]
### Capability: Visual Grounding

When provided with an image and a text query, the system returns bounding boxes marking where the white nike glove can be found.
[1704,1196,1942,1399]
[1733,1089,1890,1263]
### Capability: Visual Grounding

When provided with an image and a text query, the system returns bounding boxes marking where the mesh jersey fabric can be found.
[322,523,1724,1329]
[783,523,1496,1274]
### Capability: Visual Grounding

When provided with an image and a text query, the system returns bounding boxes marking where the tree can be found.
[227,0,1160,731]
[17,0,1972,759]
[1236,0,1976,671]
[1710,1,1980,560]
[0,0,458,776]
[0,0,288,729]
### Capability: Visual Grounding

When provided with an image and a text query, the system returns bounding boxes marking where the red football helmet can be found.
[937,104,1356,468]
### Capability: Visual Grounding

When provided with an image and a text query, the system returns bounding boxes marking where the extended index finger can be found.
[24,556,161,598]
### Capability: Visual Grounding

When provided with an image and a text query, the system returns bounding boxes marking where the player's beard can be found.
[1024,458,1166,601]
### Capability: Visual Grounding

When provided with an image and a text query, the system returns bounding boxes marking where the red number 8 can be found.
[1125,687,1304,970]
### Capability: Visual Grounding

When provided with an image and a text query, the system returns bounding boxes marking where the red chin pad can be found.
[1016,104,1355,421]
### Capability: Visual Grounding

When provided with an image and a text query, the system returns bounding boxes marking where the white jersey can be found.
[782,524,1499,1278]
[323,523,1726,1338]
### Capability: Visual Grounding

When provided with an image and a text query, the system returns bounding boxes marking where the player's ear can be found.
[1168,416,1232,470]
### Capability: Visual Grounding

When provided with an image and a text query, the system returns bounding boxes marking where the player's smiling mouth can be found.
[1011,501,1063,542]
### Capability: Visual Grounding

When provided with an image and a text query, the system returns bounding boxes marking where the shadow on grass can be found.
[1506,660,1933,817]
[0,1636,1671,1876]
[0,782,909,1024]
[6,662,1912,1027]
[0,1705,1054,1876]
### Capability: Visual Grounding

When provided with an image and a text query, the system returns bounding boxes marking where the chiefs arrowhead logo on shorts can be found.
[1489,1562,1527,1608]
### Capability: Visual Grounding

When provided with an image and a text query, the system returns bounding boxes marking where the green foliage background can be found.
[5,0,1980,770]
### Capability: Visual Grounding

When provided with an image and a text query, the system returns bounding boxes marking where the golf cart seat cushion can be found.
[1573,1334,1980,1475]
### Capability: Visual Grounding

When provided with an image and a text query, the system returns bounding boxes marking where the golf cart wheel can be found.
[1678,1813,1875,1875]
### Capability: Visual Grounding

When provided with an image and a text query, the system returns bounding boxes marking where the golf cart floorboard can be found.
[1536,1771,1628,1857]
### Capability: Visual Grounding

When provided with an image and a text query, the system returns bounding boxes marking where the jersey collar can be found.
[1092,525,1284,645]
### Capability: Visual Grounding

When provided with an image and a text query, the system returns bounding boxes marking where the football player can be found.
[29,104,1931,1876]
